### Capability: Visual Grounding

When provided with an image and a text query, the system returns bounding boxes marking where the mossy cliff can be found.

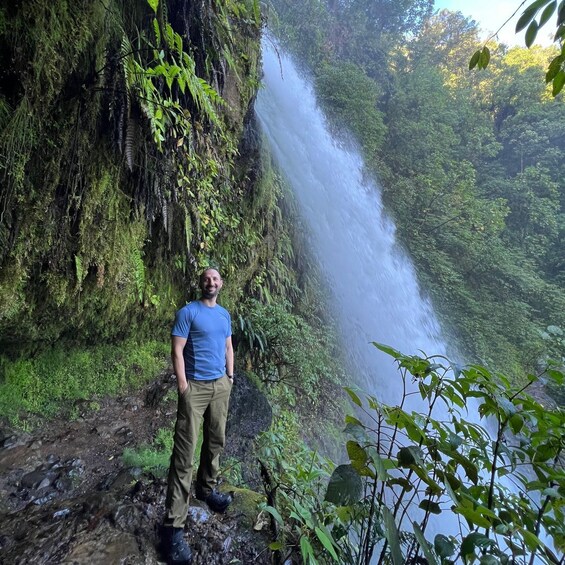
[0,0,284,356]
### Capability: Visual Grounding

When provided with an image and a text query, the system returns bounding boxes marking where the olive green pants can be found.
[164,375,232,528]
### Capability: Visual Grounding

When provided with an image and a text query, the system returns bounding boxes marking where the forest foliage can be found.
[267,0,565,380]
[0,0,264,355]
[258,345,565,564]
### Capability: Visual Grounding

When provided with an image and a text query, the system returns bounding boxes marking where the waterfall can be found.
[254,40,554,563]
[255,41,448,406]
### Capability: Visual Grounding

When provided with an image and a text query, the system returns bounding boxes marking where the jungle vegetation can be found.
[1,1,564,564]
[268,0,565,380]
[0,0,349,429]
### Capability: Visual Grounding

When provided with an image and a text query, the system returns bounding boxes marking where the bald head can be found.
[199,268,223,300]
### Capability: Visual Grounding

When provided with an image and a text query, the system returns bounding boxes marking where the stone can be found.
[55,476,73,492]
[37,477,52,490]
[21,469,51,489]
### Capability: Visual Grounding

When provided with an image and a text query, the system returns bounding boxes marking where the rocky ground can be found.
[0,371,274,564]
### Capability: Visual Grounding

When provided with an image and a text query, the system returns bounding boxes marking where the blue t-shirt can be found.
[171,301,232,381]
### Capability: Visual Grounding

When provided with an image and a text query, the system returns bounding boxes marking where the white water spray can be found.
[256,41,447,405]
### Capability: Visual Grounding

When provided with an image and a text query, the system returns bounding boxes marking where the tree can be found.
[470,0,565,96]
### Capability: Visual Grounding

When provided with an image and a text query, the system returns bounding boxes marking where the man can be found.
[163,267,234,564]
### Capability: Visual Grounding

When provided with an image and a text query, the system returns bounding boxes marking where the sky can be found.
[434,0,555,46]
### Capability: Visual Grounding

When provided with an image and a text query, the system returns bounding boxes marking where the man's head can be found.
[199,268,223,299]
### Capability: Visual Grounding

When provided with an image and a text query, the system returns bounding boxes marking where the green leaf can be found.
[461,532,496,556]
[388,477,414,491]
[147,0,159,14]
[263,505,283,525]
[539,1,557,26]
[344,387,362,407]
[412,523,439,565]
[479,557,501,565]
[454,505,492,528]
[552,70,565,95]
[516,0,551,32]
[314,527,339,561]
[373,342,402,359]
[521,528,543,550]
[559,0,565,24]
[382,506,403,565]
[478,46,491,69]
[525,20,539,47]
[325,464,363,505]
[448,432,463,450]
[397,446,424,468]
[545,55,564,82]
[300,536,315,563]
[345,415,362,426]
[509,414,524,434]
[347,441,374,477]
[269,541,283,550]
[434,534,456,558]
[469,50,481,70]
[152,17,161,44]
[420,499,442,515]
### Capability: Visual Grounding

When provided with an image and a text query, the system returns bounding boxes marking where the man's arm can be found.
[172,335,188,394]
[225,336,234,381]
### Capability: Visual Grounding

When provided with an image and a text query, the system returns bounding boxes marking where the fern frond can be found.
[125,116,136,171]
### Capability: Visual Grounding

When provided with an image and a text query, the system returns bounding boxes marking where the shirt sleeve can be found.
[226,310,232,338]
[171,304,194,337]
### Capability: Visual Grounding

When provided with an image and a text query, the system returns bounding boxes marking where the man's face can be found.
[200,269,223,299]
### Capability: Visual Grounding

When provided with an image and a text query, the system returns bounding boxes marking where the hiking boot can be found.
[167,527,192,565]
[195,487,233,513]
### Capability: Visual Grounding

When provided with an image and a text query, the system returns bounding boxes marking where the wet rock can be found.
[54,476,73,492]
[37,477,51,490]
[53,508,71,519]
[99,467,142,492]
[61,527,145,564]
[111,502,142,530]
[145,375,173,408]
[115,426,134,444]
[0,434,18,449]
[21,469,55,490]
[91,425,112,439]
[46,454,60,466]
[225,372,272,486]
[222,536,233,552]
[32,491,57,506]
[188,505,210,524]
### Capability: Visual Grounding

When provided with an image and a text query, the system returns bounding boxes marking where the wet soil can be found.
[0,372,273,564]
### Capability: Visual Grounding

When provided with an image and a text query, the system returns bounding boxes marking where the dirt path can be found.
[0,371,272,564]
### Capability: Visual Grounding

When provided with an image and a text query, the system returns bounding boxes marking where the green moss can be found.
[221,485,265,529]
[0,339,168,427]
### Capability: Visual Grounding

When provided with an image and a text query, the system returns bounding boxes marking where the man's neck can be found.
[200,296,217,308]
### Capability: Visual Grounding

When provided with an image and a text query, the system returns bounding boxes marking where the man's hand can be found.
[178,379,188,395]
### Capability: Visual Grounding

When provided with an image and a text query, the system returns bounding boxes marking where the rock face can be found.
[0,372,272,564]
[225,372,273,486]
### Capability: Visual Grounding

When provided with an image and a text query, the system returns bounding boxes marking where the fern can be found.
[124,116,136,171]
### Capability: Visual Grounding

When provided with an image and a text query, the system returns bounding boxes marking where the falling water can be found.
[255,40,555,563]
[256,41,448,405]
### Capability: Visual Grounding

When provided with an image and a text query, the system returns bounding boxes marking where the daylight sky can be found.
[434,0,555,46]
